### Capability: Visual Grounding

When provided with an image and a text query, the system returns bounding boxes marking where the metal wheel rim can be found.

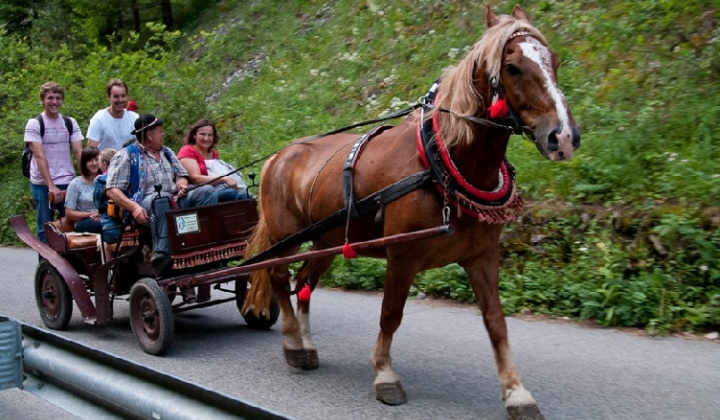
[40,271,61,320]
[132,290,160,342]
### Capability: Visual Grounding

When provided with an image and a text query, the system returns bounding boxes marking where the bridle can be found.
[425,29,546,142]
[422,79,527,138]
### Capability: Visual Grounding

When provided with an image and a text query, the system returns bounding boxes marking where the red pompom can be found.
[298,284,311,302]
[488,97,509,119]
[342,241,357,259]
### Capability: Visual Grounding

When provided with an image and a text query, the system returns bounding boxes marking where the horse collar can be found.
[416,109,524,223]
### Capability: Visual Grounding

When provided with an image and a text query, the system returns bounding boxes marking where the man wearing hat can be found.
[105,114,218,265]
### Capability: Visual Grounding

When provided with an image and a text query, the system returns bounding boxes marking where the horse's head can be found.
[486,5,580,161]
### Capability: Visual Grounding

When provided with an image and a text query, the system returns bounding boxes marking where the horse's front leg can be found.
[372,258,418,405]
[462,253,545,420]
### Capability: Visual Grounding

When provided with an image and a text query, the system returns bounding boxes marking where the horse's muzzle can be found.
[547,125,580,160]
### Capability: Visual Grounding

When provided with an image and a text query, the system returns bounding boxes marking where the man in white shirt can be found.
[86,78,139,151]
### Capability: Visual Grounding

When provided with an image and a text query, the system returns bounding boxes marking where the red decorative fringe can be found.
[488,97,509,119]
[298,284,311,302]
[454,190,525,224]
[342,241,357,259]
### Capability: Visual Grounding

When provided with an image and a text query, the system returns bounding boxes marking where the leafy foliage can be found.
[0,0,717,333]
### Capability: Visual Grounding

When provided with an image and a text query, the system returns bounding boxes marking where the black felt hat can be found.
[131,114,163,135]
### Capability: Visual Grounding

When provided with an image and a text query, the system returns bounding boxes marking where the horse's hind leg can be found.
[266,262,305,367]
[282,254,334,370]
[462,254,544,420]
[371,257,418,405]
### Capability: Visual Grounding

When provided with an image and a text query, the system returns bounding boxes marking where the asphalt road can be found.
[0,246,718,420]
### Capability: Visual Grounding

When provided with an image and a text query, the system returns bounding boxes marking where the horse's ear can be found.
[485,4,499,28]
[511,5,531,22]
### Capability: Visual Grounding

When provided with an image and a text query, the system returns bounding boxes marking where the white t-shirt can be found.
[86,108,139,151]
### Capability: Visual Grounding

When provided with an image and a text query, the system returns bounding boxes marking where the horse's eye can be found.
[506,64,521,76]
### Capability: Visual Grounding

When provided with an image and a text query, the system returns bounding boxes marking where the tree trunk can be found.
[131,0,140,33]
[161,0,174,30]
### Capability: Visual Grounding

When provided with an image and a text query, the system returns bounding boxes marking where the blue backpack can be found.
[93,174,110,214]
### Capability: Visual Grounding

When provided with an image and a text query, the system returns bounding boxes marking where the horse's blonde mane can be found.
[434,14,547,148]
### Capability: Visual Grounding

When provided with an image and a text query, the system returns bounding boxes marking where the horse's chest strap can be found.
[417,110,524,223]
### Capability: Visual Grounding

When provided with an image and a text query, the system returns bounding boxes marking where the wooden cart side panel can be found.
[166,200,259,254]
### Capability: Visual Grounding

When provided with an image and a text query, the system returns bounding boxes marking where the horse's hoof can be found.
[304,348,319,370]
[284,348,307,368]
[507,404,545,420]
[284,348,319,370]
[375,382,407,405]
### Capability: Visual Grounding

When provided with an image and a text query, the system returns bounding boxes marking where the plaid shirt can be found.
[106,142,188,200]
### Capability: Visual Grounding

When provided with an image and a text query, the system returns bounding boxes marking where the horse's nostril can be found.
[547,131,559,151]
[572,126,581,149]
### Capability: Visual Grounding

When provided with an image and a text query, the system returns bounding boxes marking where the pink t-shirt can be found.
[177,145,219,175]
[24,113,84,186]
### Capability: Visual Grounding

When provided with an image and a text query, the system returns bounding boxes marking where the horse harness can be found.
[241,79,525,267]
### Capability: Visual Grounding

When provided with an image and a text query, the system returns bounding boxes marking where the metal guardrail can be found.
[1,317,294,420]
[0,317,23,391]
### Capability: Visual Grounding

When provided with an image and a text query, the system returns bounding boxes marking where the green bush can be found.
[1,0,718,333]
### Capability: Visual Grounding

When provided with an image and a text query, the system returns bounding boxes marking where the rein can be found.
[189,106,421,192]
[234,104,423,174]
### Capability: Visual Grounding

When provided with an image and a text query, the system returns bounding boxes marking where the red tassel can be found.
[488,97,509,119]
[342,241,357,259]
[298,284,311,302]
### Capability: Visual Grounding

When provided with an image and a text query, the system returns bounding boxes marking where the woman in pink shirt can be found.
[177,119,250,202]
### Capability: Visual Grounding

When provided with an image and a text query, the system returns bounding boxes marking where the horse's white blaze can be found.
[504,385,536,407]
[374,365,401,385]
[519,38,570,128]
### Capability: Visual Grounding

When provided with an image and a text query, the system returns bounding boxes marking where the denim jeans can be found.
[141,185,218,255]
[216,187,253,202]
[100,214,123,244]
[30,183,68,243]
[73,217,102,234]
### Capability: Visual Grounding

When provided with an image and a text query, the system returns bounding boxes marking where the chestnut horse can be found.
[243,5,579,419]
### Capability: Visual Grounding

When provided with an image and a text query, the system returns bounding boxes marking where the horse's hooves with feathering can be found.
[284,347,319,370]
[375,382,407,406]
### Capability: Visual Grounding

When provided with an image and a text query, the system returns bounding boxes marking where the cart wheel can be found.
[129,278,174,355]
[34,260,73,330]
[235,277,280,330]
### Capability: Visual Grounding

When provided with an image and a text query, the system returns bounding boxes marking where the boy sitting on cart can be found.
[105,114,218,266]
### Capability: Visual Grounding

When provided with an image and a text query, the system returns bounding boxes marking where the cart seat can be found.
[45,218,101,252]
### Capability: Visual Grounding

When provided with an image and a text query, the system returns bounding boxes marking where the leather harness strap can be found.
[342,125,394,219]
[241,167,432,267]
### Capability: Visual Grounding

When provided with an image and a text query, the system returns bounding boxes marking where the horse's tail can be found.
[242,215,274,317]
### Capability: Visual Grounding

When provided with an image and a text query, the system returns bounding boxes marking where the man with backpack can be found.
[23,81,84,243]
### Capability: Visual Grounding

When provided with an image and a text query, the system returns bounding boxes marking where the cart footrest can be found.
[171,241,248,270]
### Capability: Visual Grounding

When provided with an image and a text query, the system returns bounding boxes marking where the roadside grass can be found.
[1,0,717,333]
